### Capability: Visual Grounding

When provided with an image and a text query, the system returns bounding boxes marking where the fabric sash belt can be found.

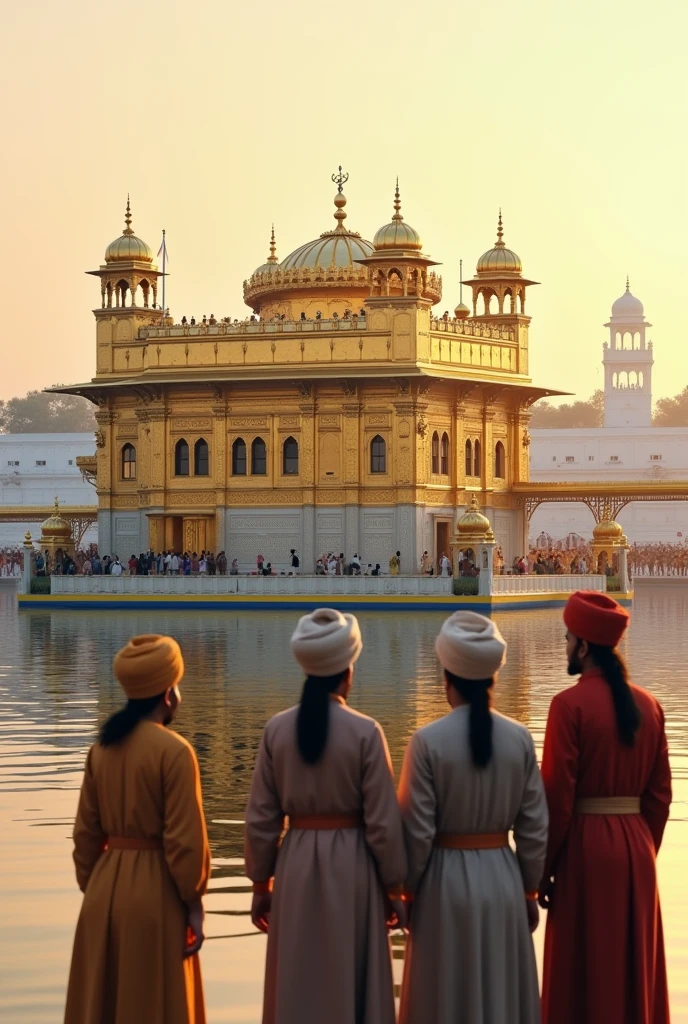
[107,836,163,851]
[289,814,363,830]
[434,831,509,850]
[575,797,641,815]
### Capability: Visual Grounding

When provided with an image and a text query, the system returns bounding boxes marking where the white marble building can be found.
[529,283,688,543]
[0,433,97,546]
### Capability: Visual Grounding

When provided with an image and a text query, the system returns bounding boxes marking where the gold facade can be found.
[59,180,561,565]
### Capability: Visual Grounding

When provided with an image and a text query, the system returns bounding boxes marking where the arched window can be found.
[194,438,209,476]
[175,438,189,476]
[495,440,505,479]
[431,431,439,474]
[121,443,136,480]
[283,436,299,475]
[465,439,472,476]
[370,434,386,473]
[232,437,247,475]
[251,436,267,475]
[474,439,482,478]
[441,432,449,475]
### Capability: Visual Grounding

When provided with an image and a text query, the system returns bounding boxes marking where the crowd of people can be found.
[63,592,671,1024]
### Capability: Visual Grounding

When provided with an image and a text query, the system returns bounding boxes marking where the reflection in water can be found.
[0,592,687,1022]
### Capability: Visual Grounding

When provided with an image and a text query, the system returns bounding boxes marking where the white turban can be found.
[435,611,506,680]
[290,607,363,677]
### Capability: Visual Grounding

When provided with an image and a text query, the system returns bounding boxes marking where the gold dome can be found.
[454,301,470,319]
[373,181,423,252]
[105,197,153,265]
[592,519,624,542]
[457,495,491,536]
[41,498,72,539]
[476,211,522,275]
[279,190,374,270]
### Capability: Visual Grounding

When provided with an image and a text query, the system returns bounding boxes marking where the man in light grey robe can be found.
[398,611,548,1024]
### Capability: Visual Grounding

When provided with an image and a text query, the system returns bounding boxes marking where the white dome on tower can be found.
[611,278,644,318]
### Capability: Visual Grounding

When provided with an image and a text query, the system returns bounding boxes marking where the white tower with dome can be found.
[602,278,653,428]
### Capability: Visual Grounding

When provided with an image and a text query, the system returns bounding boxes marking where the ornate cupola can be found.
[87,197,164,314]
[463,211,538,318]
[355,180,442,306]
[243,168,374,320]
[602,277,653,428]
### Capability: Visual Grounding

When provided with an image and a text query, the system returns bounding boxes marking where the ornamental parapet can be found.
[139,316,369,340]
[431,317,515,342]
[243,264,371,305]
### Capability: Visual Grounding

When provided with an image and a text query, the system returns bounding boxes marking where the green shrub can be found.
[30,577,51,594]
[452,577,479,596]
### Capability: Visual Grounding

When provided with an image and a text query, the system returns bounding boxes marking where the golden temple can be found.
[57,172,563,568]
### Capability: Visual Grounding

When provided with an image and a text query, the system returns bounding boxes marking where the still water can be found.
[0,590,686,1023]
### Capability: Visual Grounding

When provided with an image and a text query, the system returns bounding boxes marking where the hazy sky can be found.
[1,0,686,403]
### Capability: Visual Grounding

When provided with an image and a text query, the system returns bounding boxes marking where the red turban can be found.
[563,591,630,648]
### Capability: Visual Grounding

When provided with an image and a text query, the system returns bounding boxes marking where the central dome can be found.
[611,278,644,318]
[476,211,522,275]
[105,197,153,265]
[280,194,374,270]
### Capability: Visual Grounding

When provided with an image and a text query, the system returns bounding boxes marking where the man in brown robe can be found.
[64,634,211,1024]
[245,607,406,1024]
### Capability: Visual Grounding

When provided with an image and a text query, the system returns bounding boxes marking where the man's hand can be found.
[539,877,554,911]
[251,891,272,934]
[184,900,205,957]
[386,897,407,932]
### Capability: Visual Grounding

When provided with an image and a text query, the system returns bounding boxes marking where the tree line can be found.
[0,391,96,433]
[529,386,688,428]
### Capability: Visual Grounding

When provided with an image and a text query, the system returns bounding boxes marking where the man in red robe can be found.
[540,590,671,1024]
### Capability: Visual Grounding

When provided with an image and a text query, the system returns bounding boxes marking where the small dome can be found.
[592,519,624,542]
[611,278,644,318]
[373,181,422,251]
[105,198,153,264]
[457,495,491,536]
[41,498,71,539]
[454,301,470,319]
[477,211,522,275]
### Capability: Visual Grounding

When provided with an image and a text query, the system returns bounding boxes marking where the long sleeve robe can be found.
[244,696,406,1024]
[541,671,671,1024]
[397,707,548,1024]
[65,721,211,1024]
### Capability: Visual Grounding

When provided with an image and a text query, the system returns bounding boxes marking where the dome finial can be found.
[268,223,278,264]
[393,177,403,222]
[626,274,630,292]
[124,194,133,236]
[496,208,504,247]
[331,167,349,231]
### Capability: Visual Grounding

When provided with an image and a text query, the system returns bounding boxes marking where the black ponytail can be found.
[99,693,165,747]
[296,672,347,765]
[587,643,641,747]
[446,671,494,768]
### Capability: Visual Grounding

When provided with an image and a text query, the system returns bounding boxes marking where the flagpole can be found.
[161,229,166,315]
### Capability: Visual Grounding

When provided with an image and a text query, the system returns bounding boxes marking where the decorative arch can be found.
[441,432,450,475]
[465,438,473,476]
[474,438,482,477]
[495,440,505,479]
[283,436,299,475]
[251,436,267,475]
[232,437,247,475]
[370,434,387,474]
[175,438,190,476]
[121,443,136,480]
[431,431,440,474]
[194,438,209,476]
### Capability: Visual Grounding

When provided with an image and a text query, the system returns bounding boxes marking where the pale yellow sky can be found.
[1,0,686,402]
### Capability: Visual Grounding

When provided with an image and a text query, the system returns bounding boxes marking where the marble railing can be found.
[431,319,515,341]
[492,573,606,594]
[50,574,455,597]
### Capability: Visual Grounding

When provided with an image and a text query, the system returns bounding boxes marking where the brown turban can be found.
[113,634,184,700]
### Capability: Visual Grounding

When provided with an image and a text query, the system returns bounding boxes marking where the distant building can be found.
[529,284,688,543]
[0,433,97,546]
